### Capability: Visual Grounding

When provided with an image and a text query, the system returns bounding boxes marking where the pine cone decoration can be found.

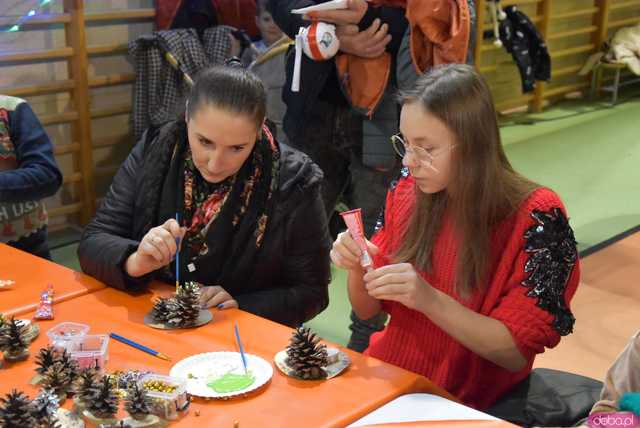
[55,348,80,384]
[0,389,36,428]
[0,317,28,354]
[286,327,328,380]
[35,346,58,375]
[87,375,119,419]
[31,389,61,428]
[124,383,152,420]
[151,297,173,322]
[41,362,73,398]
[166,281,201,327]
[0,315,7,350]
[74,367,99,406]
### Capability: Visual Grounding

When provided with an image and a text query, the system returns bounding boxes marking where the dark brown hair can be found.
[256,0,269,16]
[394,63,539,298]
[186,65,266,130]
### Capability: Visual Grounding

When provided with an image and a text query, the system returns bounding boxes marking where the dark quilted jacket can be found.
[78,120,331,327]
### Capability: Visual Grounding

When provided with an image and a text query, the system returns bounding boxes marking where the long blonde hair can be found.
[394,64,539,297]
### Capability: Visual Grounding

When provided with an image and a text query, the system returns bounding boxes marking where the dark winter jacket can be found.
[78,120,331,327]
[267,0,408,143]
[498,5,551,93]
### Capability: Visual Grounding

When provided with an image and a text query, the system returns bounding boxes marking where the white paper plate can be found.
[170,352,272,398]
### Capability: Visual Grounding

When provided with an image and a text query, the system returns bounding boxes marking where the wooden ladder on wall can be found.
[0,0,154,228]
[473,0,640,112]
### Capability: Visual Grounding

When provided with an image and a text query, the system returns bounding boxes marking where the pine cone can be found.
[167,281,201,327]
[286,327,328,380]
[0,317,28,354]
[41,362,73,398]
[0,389,36,428]
[31,389,61,428]
[35,346,59,375]
[74,367,100,406]
[124,383,152,420]
[87,376,119,419]
[0,323,7,352]
[151,297,173,322]
[55,348,80,384]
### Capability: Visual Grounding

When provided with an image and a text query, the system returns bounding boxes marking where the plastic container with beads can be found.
[66,334,109,372]
[46,322,90,350]
[138,373,189,420]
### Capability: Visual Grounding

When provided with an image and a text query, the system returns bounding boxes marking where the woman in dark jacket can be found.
[78,65,331,327]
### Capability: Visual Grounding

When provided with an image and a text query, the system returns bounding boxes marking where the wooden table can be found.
[0,243,105,317]
[1,279,455,427]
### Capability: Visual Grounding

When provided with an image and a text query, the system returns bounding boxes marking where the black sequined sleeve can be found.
[490,191,580,359]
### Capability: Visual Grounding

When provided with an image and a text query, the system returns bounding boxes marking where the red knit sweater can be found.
[365,174,581,410]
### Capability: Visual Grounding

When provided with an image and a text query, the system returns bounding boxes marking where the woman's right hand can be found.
[330,231,379,271]
[125,219,186,277]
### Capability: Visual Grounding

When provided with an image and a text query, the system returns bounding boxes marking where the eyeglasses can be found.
[390,133,456,173]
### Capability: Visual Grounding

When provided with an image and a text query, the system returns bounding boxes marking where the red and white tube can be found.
[340,208,373,272]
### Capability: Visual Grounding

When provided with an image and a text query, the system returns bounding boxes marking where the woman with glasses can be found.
[330,63,580,409]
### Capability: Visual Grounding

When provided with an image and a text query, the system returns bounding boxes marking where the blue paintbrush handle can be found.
[175,213,180,287]
[234,323,248,373]
[110,333,158,356]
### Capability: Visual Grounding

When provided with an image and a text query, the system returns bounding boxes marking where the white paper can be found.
[291,0,348,14]
[347,393,498,427]
[291,28,304,92]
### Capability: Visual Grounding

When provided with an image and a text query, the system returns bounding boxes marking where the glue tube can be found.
[340,209,373,272]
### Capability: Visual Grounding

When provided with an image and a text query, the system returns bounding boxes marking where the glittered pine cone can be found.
[31,389,61,428]
[151,297,174,322]
[166,281,201,327]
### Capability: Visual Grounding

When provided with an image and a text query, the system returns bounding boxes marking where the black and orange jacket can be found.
[269,0,470,140]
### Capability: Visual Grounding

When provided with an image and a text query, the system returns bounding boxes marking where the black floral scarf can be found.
[158,124,280,288]
[182,125,279,257]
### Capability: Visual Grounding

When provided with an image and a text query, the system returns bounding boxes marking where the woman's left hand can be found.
[363,263,434,312]
[199,285,239,310]
[303,0,369,25]
[336,20,391,58]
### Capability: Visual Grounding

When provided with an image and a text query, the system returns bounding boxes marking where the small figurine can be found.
[34,284,55,320]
